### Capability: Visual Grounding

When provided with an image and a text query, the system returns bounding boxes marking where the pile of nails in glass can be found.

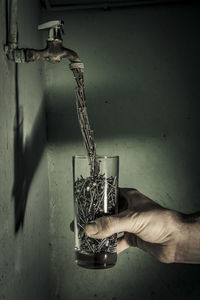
[74,174,117,254]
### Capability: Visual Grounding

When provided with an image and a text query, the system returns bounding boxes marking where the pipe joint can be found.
[4,44,26,63]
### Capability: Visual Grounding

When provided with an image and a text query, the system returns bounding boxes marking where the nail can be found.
[85,222,98,236]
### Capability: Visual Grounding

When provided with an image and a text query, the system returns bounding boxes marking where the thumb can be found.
[85,210,133,239]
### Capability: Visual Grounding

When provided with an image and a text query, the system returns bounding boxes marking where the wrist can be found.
[174,212,200,264]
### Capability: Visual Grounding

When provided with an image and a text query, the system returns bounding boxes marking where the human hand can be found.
[71,188,200,264]
[84,188,185,263]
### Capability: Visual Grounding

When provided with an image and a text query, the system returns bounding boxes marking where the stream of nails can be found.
[71,66,117,254]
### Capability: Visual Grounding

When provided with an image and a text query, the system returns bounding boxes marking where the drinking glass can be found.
[73,155,119,269]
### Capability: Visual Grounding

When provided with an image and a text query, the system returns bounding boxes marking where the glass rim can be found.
[72,155,119,159]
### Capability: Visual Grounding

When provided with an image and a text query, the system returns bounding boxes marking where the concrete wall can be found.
[44,3,200,300]
[0,1,50,299]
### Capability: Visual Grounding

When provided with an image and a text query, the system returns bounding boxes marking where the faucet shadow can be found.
[12,64,47,234]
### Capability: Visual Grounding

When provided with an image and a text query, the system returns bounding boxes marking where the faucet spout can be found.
[25,40,81,64]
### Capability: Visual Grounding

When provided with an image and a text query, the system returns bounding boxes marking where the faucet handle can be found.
[38,20,64,41]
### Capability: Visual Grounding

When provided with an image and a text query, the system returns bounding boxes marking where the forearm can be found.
[175,212,200,264]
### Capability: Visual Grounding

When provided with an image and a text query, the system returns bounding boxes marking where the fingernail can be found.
[85,222,98,236]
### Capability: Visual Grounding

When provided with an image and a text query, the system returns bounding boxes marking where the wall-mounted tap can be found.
[5,16,82,65]
[25,20,81,64]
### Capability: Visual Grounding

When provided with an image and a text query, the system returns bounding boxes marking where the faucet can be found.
[5,20,82,66]
[26,20,82,64]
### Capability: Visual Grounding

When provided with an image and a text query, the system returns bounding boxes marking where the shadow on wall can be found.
[12,65,46,233]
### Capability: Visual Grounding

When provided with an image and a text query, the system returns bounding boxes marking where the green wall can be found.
[44,3,200,300]
[0,1,50,299]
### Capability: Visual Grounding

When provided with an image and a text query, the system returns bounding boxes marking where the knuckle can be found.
[106,216,114,233]
[102,216,116,235]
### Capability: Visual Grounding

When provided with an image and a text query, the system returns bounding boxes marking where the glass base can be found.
[75,251,117,269]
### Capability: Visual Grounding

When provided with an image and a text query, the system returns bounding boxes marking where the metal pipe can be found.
[8,0,18,47]
[4,0,25,62]
[44,0,189,11]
